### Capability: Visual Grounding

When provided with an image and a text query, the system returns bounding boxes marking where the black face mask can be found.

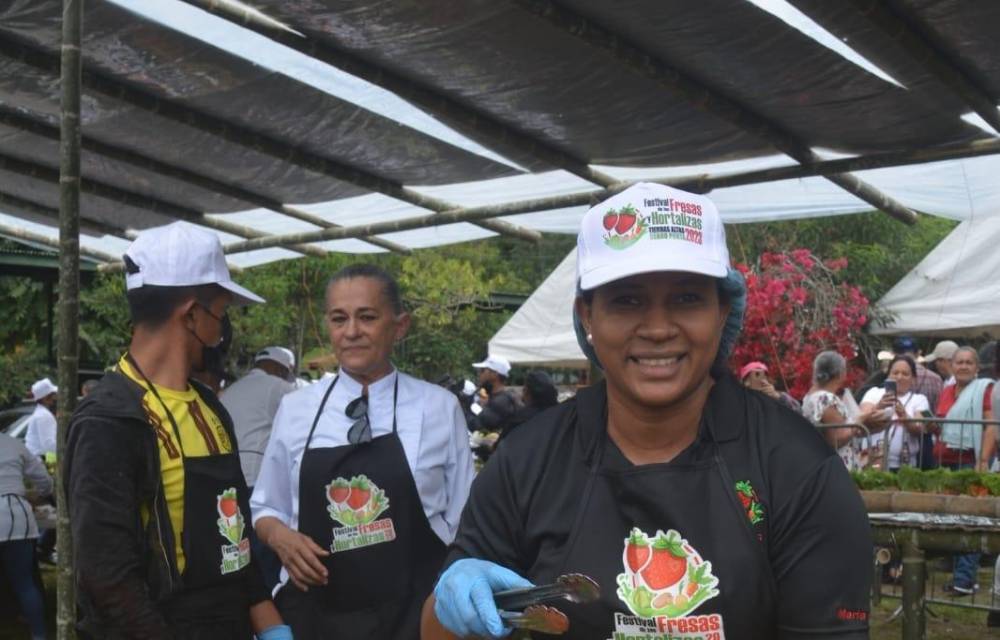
[191,312,232,374]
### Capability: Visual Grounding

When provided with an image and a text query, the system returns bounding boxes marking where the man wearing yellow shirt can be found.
[65,222,292,640]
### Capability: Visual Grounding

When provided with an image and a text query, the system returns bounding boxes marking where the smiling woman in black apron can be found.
[423,183,873,640]
[252,264,476,640]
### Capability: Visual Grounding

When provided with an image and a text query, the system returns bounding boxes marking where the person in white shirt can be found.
[24,378,58,458]
[0,432,53,640]
[860,355,930,470]
[222,347,297,489]
[251,264,474,640]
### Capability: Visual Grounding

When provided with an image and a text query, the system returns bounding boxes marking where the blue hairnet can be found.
[573,267,747,371]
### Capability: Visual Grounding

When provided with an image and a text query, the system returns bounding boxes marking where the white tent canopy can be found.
[874,212,1000,337]
[490,155,1000,365]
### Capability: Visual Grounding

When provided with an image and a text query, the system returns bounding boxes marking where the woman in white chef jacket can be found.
[251,264,475,640]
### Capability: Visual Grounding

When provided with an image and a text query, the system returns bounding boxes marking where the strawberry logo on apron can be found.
[324,474,396,553]
[216,487,250,575]
[612,527,725,639]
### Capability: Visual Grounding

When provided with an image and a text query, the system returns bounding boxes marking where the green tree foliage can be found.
[728,211,957,301]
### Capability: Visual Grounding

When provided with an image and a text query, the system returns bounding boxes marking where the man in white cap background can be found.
[24,377,59,564]
[65,222,290,640]
[925,339,959,388]
[221,346,297,589]
[24,378,58,459]
[469,355,522,436]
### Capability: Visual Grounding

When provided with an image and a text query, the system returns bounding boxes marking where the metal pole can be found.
[57,0,82,636]
[901,537,926,640]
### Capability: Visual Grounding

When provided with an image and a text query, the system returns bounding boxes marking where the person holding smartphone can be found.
[859,355,930,471]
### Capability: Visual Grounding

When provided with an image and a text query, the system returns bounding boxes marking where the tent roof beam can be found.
[510,0,919,225]
[0,105,409,255]
[178,0,620,189]
[0,34,540,243]
[215,136,1000,255]
[845,0,1000,136]
[0,151,327,258]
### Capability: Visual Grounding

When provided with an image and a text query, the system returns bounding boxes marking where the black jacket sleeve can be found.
[66,416,174,639]
[771,456,872,639]
[470,392,519,432]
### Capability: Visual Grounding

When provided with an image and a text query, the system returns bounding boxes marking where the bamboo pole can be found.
[862,490,1000,518]
[178,0,620,189]
[0,221,117,263]
[0,34,541,242]
[0,151,328,257]
[871,526,1000,554]
[57,0,82,636]
[511,0,919,225]
[0,189,134,239]
[901,537,926,640]
[0,105,409,254]
[217,134,1000,254]
[846,0,1000,136]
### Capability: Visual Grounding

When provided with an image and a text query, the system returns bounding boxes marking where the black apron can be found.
[126,356,253,629]
[546,409,777,640]
[277,374,446,640]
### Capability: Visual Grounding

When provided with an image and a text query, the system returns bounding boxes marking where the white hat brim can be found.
[580,254,728,291]
[219,280,265,306]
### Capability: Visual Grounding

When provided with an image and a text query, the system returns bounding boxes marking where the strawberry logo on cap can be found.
[602,204,647,250]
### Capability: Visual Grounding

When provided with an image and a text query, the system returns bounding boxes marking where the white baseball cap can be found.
[577,182,730,291]
[925,340,959,363]
[472,355,512,377]
[31,378,58,401]
[123,221,264,305]
[254,346,295,371]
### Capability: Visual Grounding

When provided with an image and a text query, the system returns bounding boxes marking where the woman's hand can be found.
[256,517,329,591]
[433,558,533,638]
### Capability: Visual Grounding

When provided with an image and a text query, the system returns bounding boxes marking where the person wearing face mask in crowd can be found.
[221,347,298,590]
[251,264,474,640]
[423,183,872,640]
[65,223,290,640]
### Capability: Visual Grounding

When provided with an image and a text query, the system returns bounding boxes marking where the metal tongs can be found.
[494,574,600,634]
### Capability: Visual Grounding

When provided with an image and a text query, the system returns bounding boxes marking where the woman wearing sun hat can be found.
[422,183,872,639]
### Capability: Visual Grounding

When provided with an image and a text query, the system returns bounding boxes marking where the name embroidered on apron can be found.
[610,527,725,640]
[324,474,397,552]
[216,487,251,574]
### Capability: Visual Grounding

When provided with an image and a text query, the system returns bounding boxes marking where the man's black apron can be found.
[545,406,777,640]
[277,374,446,640]
[127,355,254,636]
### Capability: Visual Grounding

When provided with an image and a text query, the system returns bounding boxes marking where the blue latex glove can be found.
[434,558,534,638]
[257,624,293,640]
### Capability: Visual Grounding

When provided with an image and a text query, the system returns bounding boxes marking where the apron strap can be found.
[305,375,340,451]
[304,373,401,451]
[126,352,187,456]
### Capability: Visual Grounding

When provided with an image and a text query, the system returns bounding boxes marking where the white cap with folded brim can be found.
[577,182,729,291]
[254,346,295,371]
[925,340,959,363]
[123,221,264,306]
[472,355,512,377]
[31,378,58,401]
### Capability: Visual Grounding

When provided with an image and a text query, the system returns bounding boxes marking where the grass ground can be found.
[2,563,997,639]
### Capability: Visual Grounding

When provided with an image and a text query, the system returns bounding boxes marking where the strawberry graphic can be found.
[640,532,687,590]
[219,495,238,518]
[347,476,371,510]
[602,212,618,231]
[625,528,651,573]
[614,211,637,235]
[328,479,350,505]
